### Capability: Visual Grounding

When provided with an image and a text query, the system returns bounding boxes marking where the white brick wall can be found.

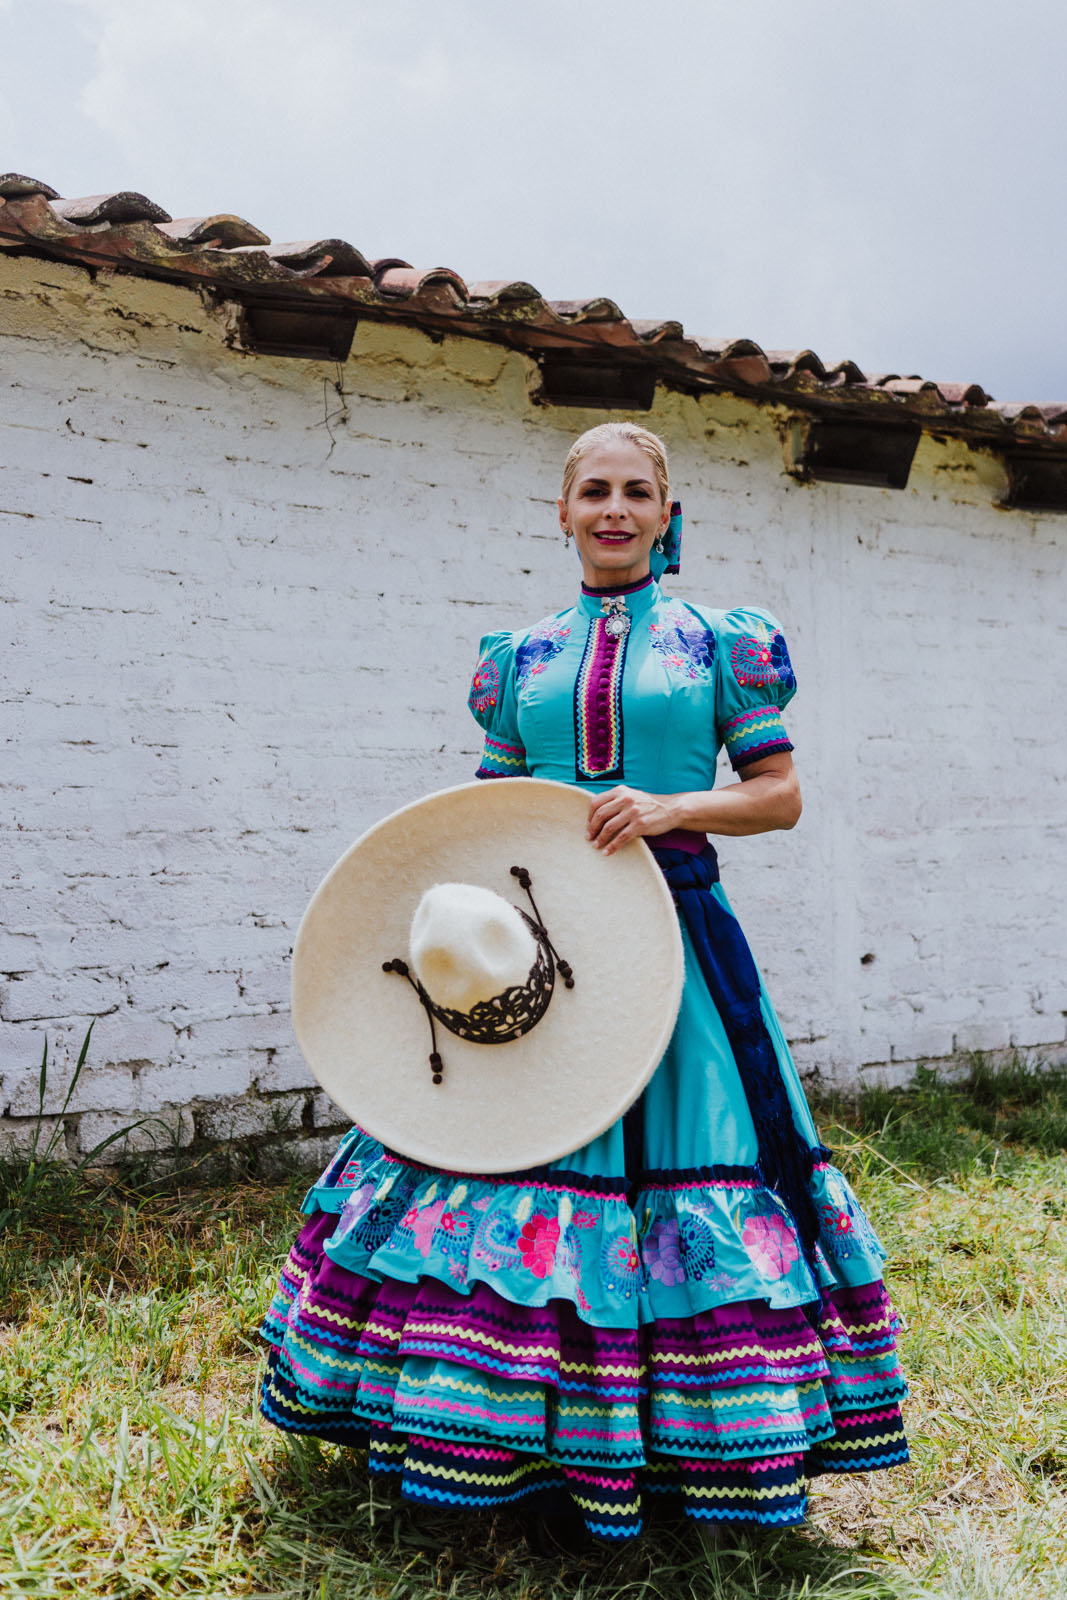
[2,254,1065,1159]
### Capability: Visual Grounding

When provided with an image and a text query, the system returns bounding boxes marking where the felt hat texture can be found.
[291,778,684,1173]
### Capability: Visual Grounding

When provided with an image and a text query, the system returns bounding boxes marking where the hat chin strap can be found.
[382,867,575,1086]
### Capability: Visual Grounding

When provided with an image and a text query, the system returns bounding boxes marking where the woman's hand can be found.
[586,756,802,854]
[586,786,678,854]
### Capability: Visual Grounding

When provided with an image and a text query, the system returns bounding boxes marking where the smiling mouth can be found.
[593,531,635,542]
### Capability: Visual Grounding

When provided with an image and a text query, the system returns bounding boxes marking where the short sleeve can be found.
[715,607,797,771]
[467,631,530,779]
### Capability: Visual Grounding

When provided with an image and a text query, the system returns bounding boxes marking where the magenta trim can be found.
[655,829,708,854]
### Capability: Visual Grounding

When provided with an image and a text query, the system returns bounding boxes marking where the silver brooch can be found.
[602,597,631,639]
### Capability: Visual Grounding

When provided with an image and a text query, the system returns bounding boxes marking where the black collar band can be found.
[580,572,655,599]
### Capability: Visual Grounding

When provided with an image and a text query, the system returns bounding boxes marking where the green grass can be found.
[1,1056,1066,1598]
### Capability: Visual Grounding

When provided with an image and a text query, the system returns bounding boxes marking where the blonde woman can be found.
[261,424,908,1549]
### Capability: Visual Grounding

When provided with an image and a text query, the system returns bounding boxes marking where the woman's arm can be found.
[586,752,802,854]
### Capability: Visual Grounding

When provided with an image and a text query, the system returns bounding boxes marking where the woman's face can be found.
[558,439,670,589]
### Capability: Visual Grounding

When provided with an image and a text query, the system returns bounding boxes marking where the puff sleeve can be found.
[715,607,797,771]
[467,631,530,779]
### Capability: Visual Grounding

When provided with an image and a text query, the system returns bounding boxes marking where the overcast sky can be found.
[2,0,1064,401]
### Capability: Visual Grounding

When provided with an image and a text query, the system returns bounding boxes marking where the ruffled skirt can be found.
[260,1128,908,1539]
[261,884,907,1540]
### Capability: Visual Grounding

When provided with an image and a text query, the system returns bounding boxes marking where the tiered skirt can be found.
[261,1128,908,1540]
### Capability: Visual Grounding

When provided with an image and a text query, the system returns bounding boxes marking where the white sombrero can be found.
[291,779,684,1173]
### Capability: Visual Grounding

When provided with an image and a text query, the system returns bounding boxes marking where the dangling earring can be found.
[654,533,665,554]
[563,527,572,545]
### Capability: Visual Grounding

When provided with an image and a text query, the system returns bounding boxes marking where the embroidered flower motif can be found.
[468,654,500,715]
[471,1209,523,1271]
[705,1269,740,1293]
[819,1203,854,1238]
[337,1156,365,1188]
[816,1175,880,1260]
[642,1217,686,1286]
[515,620,571,691]
[403,1198,448,1258]
[678,1212,716,1278]
[741,1213,800,1279]
[336,1185,407,1251]
[731,622,795,690]
[438,1209,470,1237]
[517,1213,560,1278]
[648,604,716,681]
[601,1230,641,1297]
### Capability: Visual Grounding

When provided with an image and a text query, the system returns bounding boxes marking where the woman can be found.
[261,422,908,1544]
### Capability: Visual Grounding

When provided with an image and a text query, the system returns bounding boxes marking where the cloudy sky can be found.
[2,0,1064,401]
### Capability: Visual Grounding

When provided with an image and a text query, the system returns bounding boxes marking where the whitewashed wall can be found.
[1,254,1064,1163]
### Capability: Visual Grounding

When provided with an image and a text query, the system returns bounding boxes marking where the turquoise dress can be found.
[260,573,909,1540]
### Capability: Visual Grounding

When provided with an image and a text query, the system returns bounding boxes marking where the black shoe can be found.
[523,1504,594,1558]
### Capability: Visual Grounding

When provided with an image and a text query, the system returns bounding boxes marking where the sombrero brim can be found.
[291,779,684,1173]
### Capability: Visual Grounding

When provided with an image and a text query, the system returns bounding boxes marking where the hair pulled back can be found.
[560,422,670,507]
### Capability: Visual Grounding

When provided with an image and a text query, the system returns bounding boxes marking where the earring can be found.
[654,534,664,554]
[563,527,572,545]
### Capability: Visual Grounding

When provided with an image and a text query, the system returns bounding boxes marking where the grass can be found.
[0,1055,1065,1598]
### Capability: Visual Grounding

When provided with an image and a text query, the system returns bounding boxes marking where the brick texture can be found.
[1,255,1064,1165]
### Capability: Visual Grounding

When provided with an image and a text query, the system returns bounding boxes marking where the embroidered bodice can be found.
[468,574,796,789]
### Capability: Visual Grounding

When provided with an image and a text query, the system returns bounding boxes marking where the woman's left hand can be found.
[586,786,677,854]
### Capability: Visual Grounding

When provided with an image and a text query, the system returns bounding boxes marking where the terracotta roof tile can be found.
[159,216,271,249]
[50,191,172,226]
[0,172,59,200]
[0,172,1062,450]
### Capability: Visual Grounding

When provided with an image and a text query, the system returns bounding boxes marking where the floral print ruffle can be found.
[303,1130,890,1330]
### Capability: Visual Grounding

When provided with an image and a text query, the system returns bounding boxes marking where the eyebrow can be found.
[577,475,655,488]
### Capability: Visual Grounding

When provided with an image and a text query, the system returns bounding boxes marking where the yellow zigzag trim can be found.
[412,1460,552,1489]
[398,1372,542,1403]
[559,1359,645,1379]
[364,1320,403,1346]
[286,1330,364,1374]
[556,1403,640,1421]
[821,1429,906,1452]
[653,1341,820,1367]
[675,1479,800,1503]
[400,1322,558,1360]
[723,710,785,747]
[401,1322,643,1380]
[263,1375,320,1418]
[653,1383,822,1413]
[302,1299,366,1332]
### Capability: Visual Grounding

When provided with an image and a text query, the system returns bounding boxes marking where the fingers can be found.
[590,799,639,853]
[586,787,628,840]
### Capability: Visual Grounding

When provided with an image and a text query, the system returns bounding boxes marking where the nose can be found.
[605,487,628,520]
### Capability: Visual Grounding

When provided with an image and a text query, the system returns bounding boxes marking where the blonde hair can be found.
[560,422,670,507]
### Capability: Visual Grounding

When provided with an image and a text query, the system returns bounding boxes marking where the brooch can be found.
[601,597,631,639]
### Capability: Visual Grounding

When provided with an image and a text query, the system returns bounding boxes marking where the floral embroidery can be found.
[601,1231,641,1298]
[731,620,795,690]
[705,1269,740,1293]
[517,1213,560,1278]
[817,1175,880,1261]
[678,1212,716,1278]
[401,1197,449,1257]
[648,604,716,681]
[515,620,571,691]
[471,1210,523,1272]
[741,1213,799,1279]
[642,1217,686,1286]
[468,655,500,715]
[335,1185,408,1252]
